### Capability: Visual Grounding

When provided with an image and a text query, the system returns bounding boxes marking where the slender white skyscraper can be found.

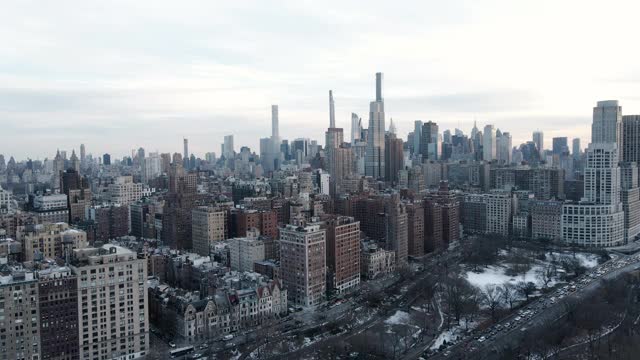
[366,72,386,179]
[271,104,280,156]
[351,113,361,144]
[329,90,336,128]
[183,138,189,162]
[223,135,234,158]
[592,100,622,160]
[533,130,544,158]
[483,125,496,161]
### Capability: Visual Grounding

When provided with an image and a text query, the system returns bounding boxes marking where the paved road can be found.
[417,253,640,360]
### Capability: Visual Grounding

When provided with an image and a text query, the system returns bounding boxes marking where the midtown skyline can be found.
[3,1,640,159]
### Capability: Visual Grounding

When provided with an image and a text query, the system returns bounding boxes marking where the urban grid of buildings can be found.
[1,72,639,359]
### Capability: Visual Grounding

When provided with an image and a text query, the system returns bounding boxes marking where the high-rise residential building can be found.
[329,90,336,128]
[620,162,640,242]
[162,165,199,249]
[70,150,80,172]
[622,115,640,163]
[183,138,189,166]
[413,120,423,156]
[486,189,513,236]
[192,206,228,256]
[462,194,488,234]
[102,153,111,166]
[350,113,361,144]
[325,127,344,191]
[572,138,582,158]
[562,143,625,247]
[234,209,278,239]
[592,100,623,160]
[60,168,92,224]
[38,266,79,360]
[424,181,461,251]
[229,237,266,272]
[223,135,235,158]
[18,222,88,262]
[279,222,326,307]
[323,215,360,294]
[71,245,149,360]
[420,121,439,161]
[0,185,12,215]
[386,198,408,267]
[483,125,497,161]
[80,143,86,164]
[33,193,69,223]
[533,131,544,158]
[0,268,40,360]
[365,72,386,179]
[530,200,563,240]
[406,202,425,256]
[108,176,143,205]
[385,132,404,183]
[271,105,280,152]
[86,204,129,243]
[496,130,512,164]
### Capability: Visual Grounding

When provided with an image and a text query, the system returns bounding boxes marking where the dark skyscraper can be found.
[552,137,568,155]
[421,121,439,160]
[102,153,111,165]
[365,72,386,179]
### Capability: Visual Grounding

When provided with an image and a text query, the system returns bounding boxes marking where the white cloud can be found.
[2,0,640,159]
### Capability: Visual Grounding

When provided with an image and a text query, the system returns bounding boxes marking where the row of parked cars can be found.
[427,254,636,358]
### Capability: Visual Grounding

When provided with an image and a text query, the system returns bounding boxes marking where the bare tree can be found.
[500,282,517,310]
[517,281,537,301]
[481,285,503,323]
[537,264,555,289]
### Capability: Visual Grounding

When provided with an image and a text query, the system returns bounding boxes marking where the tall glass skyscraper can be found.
[365,73,386,179]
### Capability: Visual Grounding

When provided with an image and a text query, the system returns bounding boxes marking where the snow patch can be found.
[385,310,411,325]
[465,264,558,290]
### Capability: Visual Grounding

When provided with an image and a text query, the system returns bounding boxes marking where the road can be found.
[416,253,640,360]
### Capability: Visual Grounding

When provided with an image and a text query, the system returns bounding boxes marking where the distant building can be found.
[361,241,396,279]
[108,176,143,205]
[17,222,87,262]
[530,200,563,240]
[192,206,228,256]
[229,237,265,273]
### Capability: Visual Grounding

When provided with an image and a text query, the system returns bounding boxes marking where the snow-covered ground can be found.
[465,265,550,289]
[549,252,600,269]
[385,310,411,325]
[465,252,600,291]
[430,319,476,350]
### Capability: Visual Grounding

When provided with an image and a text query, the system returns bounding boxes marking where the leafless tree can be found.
[537,264,555,289]
[499,282,517,310]
[481,285,503,323]
[517,281,537,301]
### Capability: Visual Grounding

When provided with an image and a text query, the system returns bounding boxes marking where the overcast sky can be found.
[3,0,640,160]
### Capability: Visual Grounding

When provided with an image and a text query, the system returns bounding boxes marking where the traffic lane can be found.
[427,257,638,360]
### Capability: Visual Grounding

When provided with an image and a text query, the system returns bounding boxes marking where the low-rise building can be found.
[361,241,396,280]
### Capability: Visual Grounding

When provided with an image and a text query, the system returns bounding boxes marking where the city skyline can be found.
[4,1,640,159]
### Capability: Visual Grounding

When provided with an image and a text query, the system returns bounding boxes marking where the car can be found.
[169,342,176,348]
[478,336,486,342]
[515,316,521,321]
[223,334,234,341]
